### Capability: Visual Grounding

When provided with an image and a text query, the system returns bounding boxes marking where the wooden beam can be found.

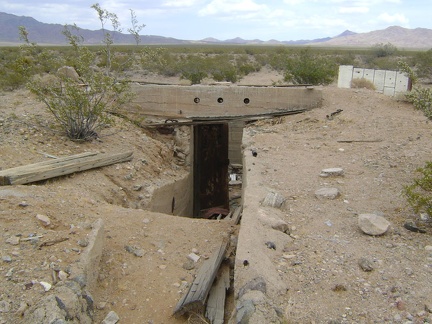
[205,264,230,324]
[174,239,229,317]
[0,151,133,185]
[229,205,243,225]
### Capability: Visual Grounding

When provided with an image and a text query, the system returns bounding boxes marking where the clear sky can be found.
[0,0,430,41]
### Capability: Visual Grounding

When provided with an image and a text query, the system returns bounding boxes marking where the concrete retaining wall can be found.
[148,173,193,216]
[128,84,322,118]
[338,65,410,96]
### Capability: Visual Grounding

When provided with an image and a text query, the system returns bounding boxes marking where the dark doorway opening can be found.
[193,123,229,217]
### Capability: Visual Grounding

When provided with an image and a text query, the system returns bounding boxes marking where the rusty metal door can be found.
[193,123,229,217]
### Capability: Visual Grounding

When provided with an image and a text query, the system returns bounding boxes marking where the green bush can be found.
[372,42,398,58]
[404,162,432,217]
[414,48,432,79]
[283,48,338,85]
[405,87,432,119]
[398,60,432,119]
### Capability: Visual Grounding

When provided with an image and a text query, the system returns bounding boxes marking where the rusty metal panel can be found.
[193,123,229,217]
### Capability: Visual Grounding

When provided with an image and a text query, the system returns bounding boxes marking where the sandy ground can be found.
[0,68,431,324]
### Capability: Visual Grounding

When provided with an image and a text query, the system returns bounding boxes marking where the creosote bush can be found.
[283,48,338,85]
[23,4,144,141]
[404,162,432,220]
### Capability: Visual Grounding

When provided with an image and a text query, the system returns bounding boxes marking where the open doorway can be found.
[193,123,229,217]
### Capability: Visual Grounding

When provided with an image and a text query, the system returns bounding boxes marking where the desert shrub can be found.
[404,162,432,218]
[25,5,144,141]
[283,48,338,85]
[178,55,208,84]
[0,29,64,90]
[351,78,376,90]
[372,42,398,58]
[398,61,432,119]
[405,87,432,119]
[413,48,432,80]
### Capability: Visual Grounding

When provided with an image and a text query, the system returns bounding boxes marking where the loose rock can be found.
[320,167,344,177]
[36,214,51,227]
[102,310,120,324]
[262,191,286,208]
[6,236,20,245]
[358,213,390,236]
[358,257,374,272]
[315,187,340,200]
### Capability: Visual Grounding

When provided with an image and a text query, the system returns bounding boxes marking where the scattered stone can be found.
[238,277,267,299]
[5,268,14,278]
[97,301,107,310]
[36,214,51,227]
[262,191,286,208]
[420,213,430,221]
[358,213,390,236]
[132,184,142,191]
[258,212,290,234]
[236,299,255,324]
[332,284,347,292]
[6,236,20,245]
[77,239,89,247]
[102,310,120,324]
[320,167,344,177]
[425,246,432,252]
[396,299,406,311]
[358,257,374,272]
[403,221,426,233]
[124,245,145,257]
[39,281,52,292]
[2,255,12,263]
[159,265,167,270]
[187,253,200,263]
[18,201,29,207]
[425,303,432,313]
[142,218,151,224]
[0,300,10,313]
[315,187,340,200]
[182,260,195,270]
[265,241,276,250]
[58,270,69,281]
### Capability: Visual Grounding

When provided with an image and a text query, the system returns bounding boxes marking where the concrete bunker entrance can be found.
[131,83,322,219]
[147,119,243,219]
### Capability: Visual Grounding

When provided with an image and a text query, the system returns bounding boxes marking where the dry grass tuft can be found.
[351,78,376,90]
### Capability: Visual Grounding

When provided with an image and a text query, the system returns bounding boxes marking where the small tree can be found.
[284,48,338,85]
[26,4,141,141]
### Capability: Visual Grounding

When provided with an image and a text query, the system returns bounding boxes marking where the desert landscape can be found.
[1,68,432,324]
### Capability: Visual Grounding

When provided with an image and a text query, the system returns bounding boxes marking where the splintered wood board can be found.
[0,151,133,185]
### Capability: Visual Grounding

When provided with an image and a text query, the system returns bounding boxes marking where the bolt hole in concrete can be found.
[194,97,200,103]
[217,97,224,103]
[244,98,250,104]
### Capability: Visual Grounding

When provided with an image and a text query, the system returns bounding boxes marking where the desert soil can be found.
[0,68,431,324]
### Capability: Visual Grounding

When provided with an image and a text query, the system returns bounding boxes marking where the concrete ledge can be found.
[22,219,104,323]
[70,218,105,291]
[231,148,292,323]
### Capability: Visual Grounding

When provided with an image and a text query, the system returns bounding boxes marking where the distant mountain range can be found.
[1,12,432,48]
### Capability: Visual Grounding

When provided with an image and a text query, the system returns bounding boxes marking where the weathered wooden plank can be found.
[174,239,229,317]
[0,151,133,185]
[231,205,243,225]
[205,264,230,324]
